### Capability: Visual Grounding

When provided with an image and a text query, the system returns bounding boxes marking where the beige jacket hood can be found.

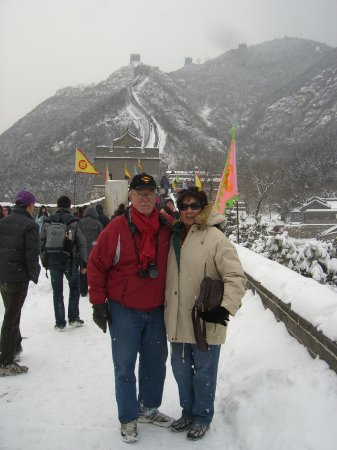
[164,204,246,345]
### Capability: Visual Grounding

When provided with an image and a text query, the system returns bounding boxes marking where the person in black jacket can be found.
[0,190,40,377]
[79,206,102,296]
[40,196,87,331]
[95,203,110,228]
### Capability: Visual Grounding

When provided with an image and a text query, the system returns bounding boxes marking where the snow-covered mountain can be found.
[0,37,336,205]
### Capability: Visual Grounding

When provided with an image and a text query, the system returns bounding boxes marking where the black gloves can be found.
[199,306,230,326]
[92,303,111,333]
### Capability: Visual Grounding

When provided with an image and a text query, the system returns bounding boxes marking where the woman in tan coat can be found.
[165,187,246,440]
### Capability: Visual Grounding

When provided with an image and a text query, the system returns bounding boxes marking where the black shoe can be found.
[187,423,210,441]
[69,319,84,327]
[54,324,66,332]
[171,416,193,432]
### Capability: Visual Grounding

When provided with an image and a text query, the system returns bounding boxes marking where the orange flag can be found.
[75,148,100,174]
[214,126,238,213]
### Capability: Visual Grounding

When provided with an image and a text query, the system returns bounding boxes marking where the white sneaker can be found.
[138,408,173,427]
[120,420,138,443]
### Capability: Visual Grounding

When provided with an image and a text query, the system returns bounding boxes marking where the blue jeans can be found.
[171,343,221,426]
[107,300,168,423]
[49,254,80,327]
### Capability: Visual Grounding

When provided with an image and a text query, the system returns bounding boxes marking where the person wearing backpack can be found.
[0,190,40,376]
[40,195,87,331]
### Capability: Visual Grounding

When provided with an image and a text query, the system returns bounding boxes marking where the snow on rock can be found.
[236,244,337,341]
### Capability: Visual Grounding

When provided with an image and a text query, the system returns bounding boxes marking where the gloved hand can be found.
[199,306,230,326]
[92,303,111,333]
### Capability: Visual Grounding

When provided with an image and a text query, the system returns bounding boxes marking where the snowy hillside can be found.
[0,37,336,205]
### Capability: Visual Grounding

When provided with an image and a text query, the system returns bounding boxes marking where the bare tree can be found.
[251,175,278,219]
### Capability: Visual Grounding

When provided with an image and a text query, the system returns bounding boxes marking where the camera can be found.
[138,262,159,279]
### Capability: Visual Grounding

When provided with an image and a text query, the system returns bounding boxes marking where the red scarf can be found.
[131,206,160,269]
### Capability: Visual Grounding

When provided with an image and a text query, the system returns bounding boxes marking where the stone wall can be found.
[245,273,337,374]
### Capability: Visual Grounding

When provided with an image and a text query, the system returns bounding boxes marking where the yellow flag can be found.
[195,172,202,191]
[75,148,100,174]
[125,162,131,180]
[138,158,143,171]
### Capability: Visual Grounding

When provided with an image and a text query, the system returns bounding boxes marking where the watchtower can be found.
[130,54,141,65]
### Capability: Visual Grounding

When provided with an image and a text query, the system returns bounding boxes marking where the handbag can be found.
[192,266,224,352]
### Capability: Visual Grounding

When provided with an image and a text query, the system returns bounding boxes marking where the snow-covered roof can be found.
[304,208,337,212]
[326,201,337,209]
[112,129,141,144]
[301,197,337,211]
[301,197,329,210]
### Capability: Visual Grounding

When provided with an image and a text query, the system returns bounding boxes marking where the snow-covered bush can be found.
[226,219,337,288]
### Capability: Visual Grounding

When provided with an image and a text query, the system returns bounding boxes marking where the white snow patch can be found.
[152,115,167,154]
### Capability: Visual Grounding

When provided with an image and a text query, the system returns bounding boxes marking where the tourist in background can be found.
[95,203,110,228]
[0,191,40,376]
[2,205,12,217]
[35,205,50,232]
[161,198,180,220]
[40,195,87,331]
[113,203,126,218]
[79,206,103,296]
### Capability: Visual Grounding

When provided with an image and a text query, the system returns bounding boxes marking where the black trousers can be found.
[0,281,28,366]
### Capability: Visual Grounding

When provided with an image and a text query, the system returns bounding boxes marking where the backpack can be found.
[44,218,76,256]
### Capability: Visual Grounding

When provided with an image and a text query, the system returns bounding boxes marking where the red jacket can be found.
[88,212,171,310]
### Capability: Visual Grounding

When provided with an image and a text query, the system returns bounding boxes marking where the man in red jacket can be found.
[88,173,173,443]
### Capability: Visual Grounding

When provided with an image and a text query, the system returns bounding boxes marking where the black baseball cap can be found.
[129,173,157,190]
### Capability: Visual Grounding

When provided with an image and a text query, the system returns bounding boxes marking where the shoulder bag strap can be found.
[192,306,208,352]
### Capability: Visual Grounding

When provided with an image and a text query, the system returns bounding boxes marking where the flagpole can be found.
[236,201,240,243]
[73,172,77,210]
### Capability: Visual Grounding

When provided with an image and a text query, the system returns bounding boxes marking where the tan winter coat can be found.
[164,205,246,345]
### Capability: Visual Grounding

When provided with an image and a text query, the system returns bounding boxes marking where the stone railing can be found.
[245,273,337,374]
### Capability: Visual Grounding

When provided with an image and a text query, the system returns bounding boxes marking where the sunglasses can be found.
[179,202,202,211]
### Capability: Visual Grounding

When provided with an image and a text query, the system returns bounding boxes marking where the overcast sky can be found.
[0,0,336,134]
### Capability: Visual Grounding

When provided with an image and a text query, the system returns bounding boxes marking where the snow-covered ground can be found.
[1,273,337,450]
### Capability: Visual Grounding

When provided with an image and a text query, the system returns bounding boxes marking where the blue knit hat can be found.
[15,190,36,206]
